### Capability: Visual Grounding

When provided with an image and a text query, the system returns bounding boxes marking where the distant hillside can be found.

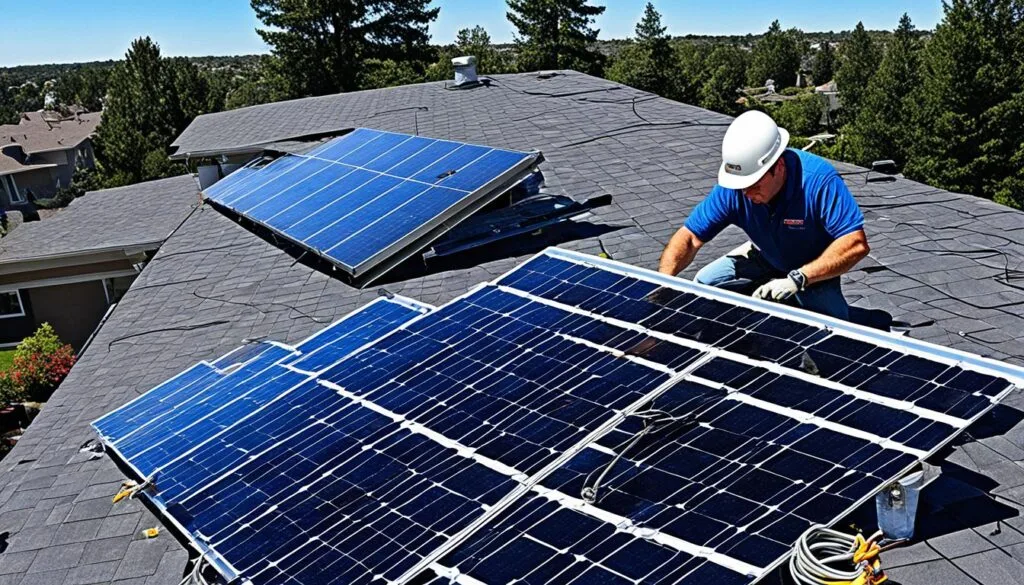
[0,55,263,84]
[4,24,934,76]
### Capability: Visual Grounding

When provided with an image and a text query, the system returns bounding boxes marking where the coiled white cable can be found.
[789,526,884,585]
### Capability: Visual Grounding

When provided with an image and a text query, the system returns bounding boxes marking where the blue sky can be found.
[1,0,945,67]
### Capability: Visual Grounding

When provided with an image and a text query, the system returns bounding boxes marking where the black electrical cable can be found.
[106,320,231,351]
[191,288,330,324]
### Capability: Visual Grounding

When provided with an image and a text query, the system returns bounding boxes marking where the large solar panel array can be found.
[94,248,1023,585]
[203,129,541,285]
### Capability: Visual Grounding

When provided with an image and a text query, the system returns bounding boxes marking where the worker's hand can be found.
[752,276,800,302]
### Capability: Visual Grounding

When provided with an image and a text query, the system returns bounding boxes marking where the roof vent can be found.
[451,56,478,87]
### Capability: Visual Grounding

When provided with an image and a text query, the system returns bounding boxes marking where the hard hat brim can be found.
[717,128,790,190]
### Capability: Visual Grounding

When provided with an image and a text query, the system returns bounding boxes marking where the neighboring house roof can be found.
[1,71,1023,585]
[0,175,198,272]
[0,111,101,175]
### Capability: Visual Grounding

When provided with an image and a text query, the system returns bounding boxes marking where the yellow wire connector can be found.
[112,480,139,503]
[142,527,160,538]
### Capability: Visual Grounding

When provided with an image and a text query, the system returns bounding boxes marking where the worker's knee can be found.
[693,256,737,286]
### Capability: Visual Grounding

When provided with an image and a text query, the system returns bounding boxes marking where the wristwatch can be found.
[788,269,808,291]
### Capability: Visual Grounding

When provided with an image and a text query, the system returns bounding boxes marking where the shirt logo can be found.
[783,218,804,226]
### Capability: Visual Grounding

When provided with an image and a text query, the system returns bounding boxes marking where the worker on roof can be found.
[658,110,869,321]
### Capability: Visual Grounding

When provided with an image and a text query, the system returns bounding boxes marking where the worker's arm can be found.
[753,230,869,301]
[659,226,705,276]
[800,229,870,285]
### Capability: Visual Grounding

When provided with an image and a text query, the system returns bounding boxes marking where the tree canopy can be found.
[507,0,606,74]
[605,3,676,97]
[252,0,439,97]
[93,38,203,186]
[834,21,881,125]
[747,20,804,89]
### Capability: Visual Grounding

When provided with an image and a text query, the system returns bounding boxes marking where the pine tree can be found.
[834,22,881,125]
[453,26,514,75]
[605,3,675,97]
[746,20,803,89]
[905,0,1024,202]
[674,42,709,105]
[812,41,836,84]
[0,75,17,125]
[423,25,515,82]
[844,14,921,167]
[252,0,439,97]
[507,0,607,75]
[93,38,201,186]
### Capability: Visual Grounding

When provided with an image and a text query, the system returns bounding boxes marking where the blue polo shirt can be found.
[685,149,864,272]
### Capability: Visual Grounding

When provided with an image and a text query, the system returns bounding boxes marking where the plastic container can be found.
[876,463,939,540]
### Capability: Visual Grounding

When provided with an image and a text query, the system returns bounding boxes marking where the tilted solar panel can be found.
[94,248,1023,585]
[203,129,541,285]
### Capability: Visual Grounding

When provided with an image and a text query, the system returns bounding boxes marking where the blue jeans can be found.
[694,244,850,321]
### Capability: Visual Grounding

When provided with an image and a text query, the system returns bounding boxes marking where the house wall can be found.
[25,281,109,350]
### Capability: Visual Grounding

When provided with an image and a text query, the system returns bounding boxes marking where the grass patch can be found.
[0,349,15,373]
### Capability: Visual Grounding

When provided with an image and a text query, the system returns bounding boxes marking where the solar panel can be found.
[203,129,541,285]
[93,296,431,480]
[94,248,1023,585]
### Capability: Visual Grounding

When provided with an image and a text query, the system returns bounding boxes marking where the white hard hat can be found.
[717,110,790,190]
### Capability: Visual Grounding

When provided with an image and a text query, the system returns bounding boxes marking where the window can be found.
[2,176,24,204]
[0,290,25,318]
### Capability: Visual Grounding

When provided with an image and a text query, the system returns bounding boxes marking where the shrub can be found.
[0,324,76,404]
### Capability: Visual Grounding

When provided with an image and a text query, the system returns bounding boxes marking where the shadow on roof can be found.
[368,219,625,286]
[220,205,626,289]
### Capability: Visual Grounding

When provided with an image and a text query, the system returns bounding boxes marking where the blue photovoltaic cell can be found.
[498,253,1011,418]
[94,249,1021,585]
[203,128,538,277]
[288,297,430,372]
[319,285,691,476]
[93,362,222,443]
[167,395,520,585]
[94,299,429,477]
[436,492,750,585]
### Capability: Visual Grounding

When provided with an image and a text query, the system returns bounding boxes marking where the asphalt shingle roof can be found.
[0,112,101,175]
[0,175,198,266]
[2,71,1024,584]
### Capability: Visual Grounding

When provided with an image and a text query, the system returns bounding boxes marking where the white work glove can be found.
[753,271,805,302]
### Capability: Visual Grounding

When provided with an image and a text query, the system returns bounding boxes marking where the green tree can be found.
[166,58,211,132]
[673,41,709,105]
[507,0,607,75]
[771,93,826,136]
[424,25,516,81]
[93,38,194,186]
[0,75,17,124]
[746,20,804,89]
[251,0,439,97]
[361,59,424,89]
[834,21,881,125]
[605,3,676,97]
[844,13,921,167]
[699,44,748,115]
[905,0,1024,204]
[54,68,109,111]
[225,56,292,110]
[812,41,836,84]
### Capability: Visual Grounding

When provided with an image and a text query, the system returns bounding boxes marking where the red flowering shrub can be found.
[0,324,76,403]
